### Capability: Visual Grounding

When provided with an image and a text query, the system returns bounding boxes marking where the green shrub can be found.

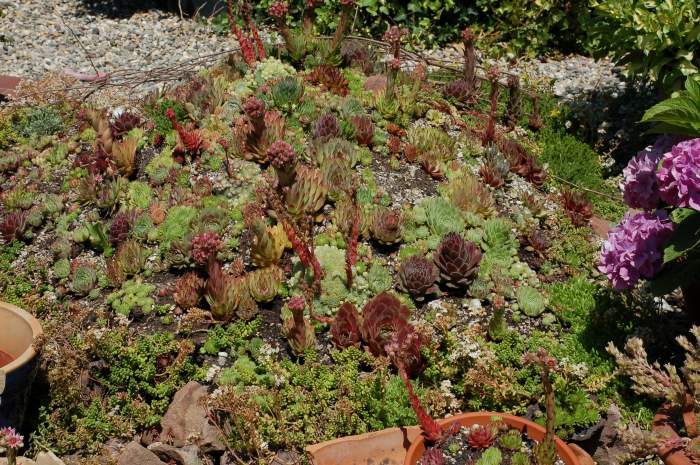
[590,0,699,93]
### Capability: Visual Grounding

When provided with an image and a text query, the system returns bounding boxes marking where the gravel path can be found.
[0,0,235,86]
[0,0,643,133]
[426,44,628,100]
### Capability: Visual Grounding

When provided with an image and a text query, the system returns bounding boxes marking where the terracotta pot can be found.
[0,302,43,428]
[653,404,694,465]
[404,412,592,465]
[306,425,421,465]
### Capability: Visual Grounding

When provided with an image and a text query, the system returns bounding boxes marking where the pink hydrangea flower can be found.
[657,138,700,210]
[599,210,674,290]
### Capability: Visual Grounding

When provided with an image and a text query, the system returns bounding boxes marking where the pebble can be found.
[0,0,237,97]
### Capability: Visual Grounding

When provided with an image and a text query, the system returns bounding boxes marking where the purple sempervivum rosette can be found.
[657,138,700,210]
[599,210,674,290]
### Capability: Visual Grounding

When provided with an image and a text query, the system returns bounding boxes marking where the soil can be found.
[0,349,15,367]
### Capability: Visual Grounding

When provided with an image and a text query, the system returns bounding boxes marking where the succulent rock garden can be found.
[1,2,700,465]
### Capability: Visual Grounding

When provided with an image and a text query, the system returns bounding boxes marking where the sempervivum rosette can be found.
[360,292,410,357]
[330,302,362,349]
[397,255,439,301]
[433,232,482,288]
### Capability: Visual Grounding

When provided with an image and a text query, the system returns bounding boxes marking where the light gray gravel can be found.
[0,0,235,85]
[424,44,628,100]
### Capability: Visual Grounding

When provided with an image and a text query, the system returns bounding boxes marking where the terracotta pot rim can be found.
[404,412,581,465]
[653,404,694,465]
[0,301,43,375]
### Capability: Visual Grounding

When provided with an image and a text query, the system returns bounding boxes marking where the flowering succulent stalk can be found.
[0,427,24,465]
[268,2,293,50]
[303,0,322,36]
[267,140,297,187]
[227,0,257,67]
[190,231,223,265]
[282,296,316,355]
[522,349,558,465]
[380,320,444,443]
[345,192,360,290]
[240,1,266,62]
[528,94,544,131]
[330,0,356,53]
[165,108,204,157]
[382,26,408,100]
[483,66,500,144]
[506,74,522,129]
[461,27,476,91]
[282,221,323,294]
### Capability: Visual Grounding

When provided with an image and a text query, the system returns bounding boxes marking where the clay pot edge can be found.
[1,301,43,375]
[653,404,695,465]
[404,412,585,465]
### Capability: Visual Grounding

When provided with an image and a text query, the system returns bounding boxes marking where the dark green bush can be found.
[588,0,700,94]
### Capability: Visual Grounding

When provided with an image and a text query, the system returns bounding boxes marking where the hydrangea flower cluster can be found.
[599,210,674,290]
[657,138,700,210]
[621,144,664,210]
[620,136,689,210]
[601,137,699,289]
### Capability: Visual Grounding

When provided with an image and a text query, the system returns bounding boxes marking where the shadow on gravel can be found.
[76,0,222,18]
[559,76,661,170]
[75,0,176,19]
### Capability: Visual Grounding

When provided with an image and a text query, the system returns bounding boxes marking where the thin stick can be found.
[60,15,99,76]
[549,173,620,201]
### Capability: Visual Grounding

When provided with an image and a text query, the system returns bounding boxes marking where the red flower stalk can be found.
[241,1,266,61]
[190,231,223,265]
[522,348,558,447]
[227,0,257,67]
[283,220,323,294]
[461,27,476,91]
[398,364,443,443]
[165,108,204,156]
[483,67,500,145]
[330,0,356,52]
[345,197,360,289]
[529,94,544,131]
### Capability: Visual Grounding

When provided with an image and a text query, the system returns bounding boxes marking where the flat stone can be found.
[0,75,21,100]
[160,381,224,452]
[148,442,203,465]
[116,441,166,465]
[590,215,613,239]
[35,452,66,465]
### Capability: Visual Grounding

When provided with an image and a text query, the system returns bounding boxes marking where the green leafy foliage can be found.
[590,0,700,93]
[106,278,156,316]
[642,76,700,136]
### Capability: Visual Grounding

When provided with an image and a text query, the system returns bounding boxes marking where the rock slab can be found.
[117,441,166,465]
[160,381,224,452]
